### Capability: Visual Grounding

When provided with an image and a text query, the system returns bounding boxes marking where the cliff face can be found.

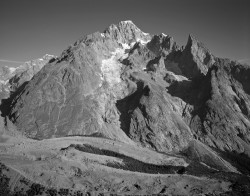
[4,21,250,167]
[178,35,215,79]
[190,59,250,153]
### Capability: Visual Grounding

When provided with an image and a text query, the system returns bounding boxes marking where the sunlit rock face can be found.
[5,21,250,160]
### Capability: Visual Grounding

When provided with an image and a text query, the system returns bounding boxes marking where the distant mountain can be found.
[238,58,250,66]
[0,54,55,98]
[2,20,250,181]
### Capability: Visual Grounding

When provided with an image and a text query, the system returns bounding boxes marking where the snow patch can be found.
[130,42,136,46]
[9,67,17,74]
[200,162,219,171]
[136,38,150,45]
[166,71,189,82]
[123,20,133,24]
[161,33,167,37]
[101,33,105,37]
[173,74,188,82]
[101,44,130,87]
[142,32,149,36]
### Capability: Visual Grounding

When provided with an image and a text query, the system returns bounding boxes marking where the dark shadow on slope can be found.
[0,81,28,125]
[181,144,250,195]
[167,80,193,104]
[166,71,217,137]
[231,64,250,95]
[167,72,212,128]
[185,160,250,195]
[167,73,210,106]
[215,148,250,175]
[146,56,161,71]
[116,81,148,136]
[64,144,186,174]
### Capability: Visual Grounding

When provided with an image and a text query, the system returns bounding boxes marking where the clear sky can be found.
[0,0,249,67]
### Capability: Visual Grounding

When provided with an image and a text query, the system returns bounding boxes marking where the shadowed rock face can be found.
[178,35,215,79]
[190,59,250,153]
[116,79,193,152]
[3,21,250,166]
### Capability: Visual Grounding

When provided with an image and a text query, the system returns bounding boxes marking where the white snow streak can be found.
[9,67,17,73]
[123,20,133,24]
[136,38,150,45]
[101,44,130,87]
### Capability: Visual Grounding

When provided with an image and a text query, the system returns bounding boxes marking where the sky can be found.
[0,0,249,67]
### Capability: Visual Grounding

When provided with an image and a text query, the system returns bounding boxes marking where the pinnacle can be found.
[188,34,197,43]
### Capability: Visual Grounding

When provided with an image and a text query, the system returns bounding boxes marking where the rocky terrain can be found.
[0,20,250,195]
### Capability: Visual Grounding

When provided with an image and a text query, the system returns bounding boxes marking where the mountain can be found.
[0,21,250,195]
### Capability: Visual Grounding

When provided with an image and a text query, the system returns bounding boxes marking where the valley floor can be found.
[0,129,248,195]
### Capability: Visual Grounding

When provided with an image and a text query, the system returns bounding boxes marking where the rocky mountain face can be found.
[2,21,250,175]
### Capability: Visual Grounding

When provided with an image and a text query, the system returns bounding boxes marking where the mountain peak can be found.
[119,20,134,24]
[103,20,151,45]
[187,34,207,50]
[178,34,215,78]
[188,34,196,41]
[161,33,168,37]
[43,54,55,59]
